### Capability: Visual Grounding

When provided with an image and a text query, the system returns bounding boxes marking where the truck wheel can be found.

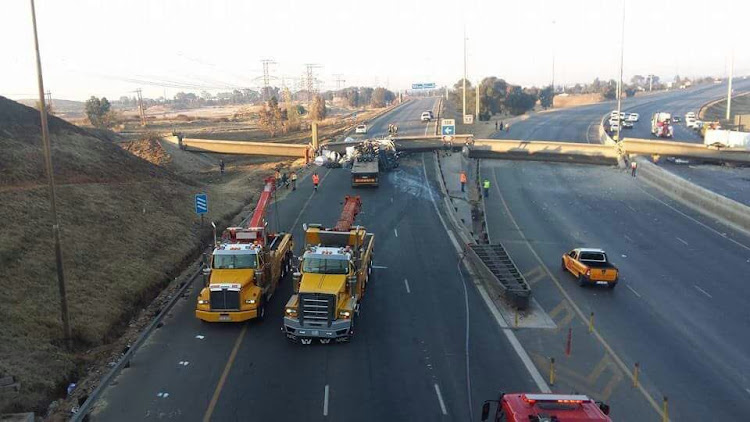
[561,258,565,270]
[577,275,586,287]
[607,282,617,289]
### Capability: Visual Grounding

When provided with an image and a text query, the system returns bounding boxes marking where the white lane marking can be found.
[421,154,551,394]
[635,183,750,252]
[626,285,642,298]
[390,197,394,203]
[323,384,329,416]
[694,285,713,299]
[745,388,750,396]
[178,361,190,366]
[434,384,448,415]
[195,335,205,340]
[372,265,388,269]
[676,236,689,246]
[404,278,411,293]
[394,228,398,238]
[290,169,332,231]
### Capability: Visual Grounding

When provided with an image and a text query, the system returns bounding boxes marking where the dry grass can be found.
[553,93,603,108]
[0,97,291,415]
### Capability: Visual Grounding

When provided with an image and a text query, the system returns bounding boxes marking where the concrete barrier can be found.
[165,136,308,157]
[467,139,619,165]
[636,157,750,236]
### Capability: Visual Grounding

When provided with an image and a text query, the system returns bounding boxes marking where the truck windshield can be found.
[580,252,606,261]
[213,253,257,269]
[303,258,349,274]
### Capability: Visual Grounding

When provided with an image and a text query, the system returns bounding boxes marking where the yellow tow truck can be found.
[283,196,374,344]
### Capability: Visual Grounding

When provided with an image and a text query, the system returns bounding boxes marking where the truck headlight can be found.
[285,308,297,316]
[245,299,256,304]
[198,299,209,305]
[339,310,351,318]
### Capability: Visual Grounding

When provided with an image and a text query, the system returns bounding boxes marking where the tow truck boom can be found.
[333,195,362,232]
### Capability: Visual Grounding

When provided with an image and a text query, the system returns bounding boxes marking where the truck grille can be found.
[210,289,240,311]
[299,293,335,327]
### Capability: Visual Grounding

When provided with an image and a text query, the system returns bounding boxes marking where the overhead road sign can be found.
[441,118,456,140]
[412,82,436,90]
[195,193,208,215]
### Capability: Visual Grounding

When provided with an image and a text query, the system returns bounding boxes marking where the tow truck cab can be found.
[482,393,612,422]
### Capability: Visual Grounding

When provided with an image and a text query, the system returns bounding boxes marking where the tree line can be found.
[450,77,553,120]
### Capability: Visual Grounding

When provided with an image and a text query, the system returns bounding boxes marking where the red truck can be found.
[482,393,612,422]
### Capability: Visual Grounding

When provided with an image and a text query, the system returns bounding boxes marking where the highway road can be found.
[481,159,750,421]
[491,79,750,144]
[90,97,540,421]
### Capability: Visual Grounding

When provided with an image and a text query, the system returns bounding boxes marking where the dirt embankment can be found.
[0,96,292,417]
[553,93,604,108]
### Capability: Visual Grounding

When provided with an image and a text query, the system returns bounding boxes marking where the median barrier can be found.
[622,138,750,164]
[636,157,750,236]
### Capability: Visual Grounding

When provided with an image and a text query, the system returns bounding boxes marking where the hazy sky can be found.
[1,0,746,101]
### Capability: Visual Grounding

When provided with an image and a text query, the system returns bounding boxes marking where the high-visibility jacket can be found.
[312,175,320,184]
[460,173,467,183]
[483,180,490,189]
[275,171,281,179]
[291,173,297,181]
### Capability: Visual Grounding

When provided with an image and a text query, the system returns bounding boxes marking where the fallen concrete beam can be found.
[467,139,619,165]
[622,138,750,164]
[164,136,308,157]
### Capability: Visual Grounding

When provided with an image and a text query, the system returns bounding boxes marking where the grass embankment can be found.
[0,96,286,415]
[701,91,750,125]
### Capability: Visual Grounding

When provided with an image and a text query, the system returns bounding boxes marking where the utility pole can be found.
[551,20,556,91]
[30,0,72,350]
[45,90,52,113]
[334,74,345,90]
[135,89,146,126]
[726,51,734,121]
[648,74,653,92]
[615,0,625,142]
[463,27,467,121]
[261,59,275,101]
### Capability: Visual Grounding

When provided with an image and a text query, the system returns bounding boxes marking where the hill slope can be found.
[0,96,256,414]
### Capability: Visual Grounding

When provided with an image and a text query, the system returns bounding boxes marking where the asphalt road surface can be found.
[91,97,540,421]
[482,159,750,421]
[491,79,750,144]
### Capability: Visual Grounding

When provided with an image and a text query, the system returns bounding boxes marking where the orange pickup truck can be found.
[562,248,618,288]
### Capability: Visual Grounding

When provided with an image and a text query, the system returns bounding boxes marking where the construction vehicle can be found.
[651,112,674,138]
[283,196,374,344]
[481,393,612,421]
[351,159,379,187]
[704,129,750,148]
[196,177,294,322]
[562,248,619,288]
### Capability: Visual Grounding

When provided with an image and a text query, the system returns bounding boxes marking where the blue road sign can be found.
[195,193,208,215]
[411,82,436,90]
[441,118,456,136]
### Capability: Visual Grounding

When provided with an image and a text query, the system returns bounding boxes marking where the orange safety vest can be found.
[460,173,467,183]
[312,175,320,184]
[291,173,297,181]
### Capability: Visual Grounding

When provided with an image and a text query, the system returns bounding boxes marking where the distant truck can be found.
[651,112,673,138]
[704,129,750,148]
[482,393,612,422]
[562,248,618,288]
[196,177,294,322]
[351,159,379,187]
[283,196,374,344]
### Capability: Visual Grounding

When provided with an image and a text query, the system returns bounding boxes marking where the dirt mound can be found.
[122,136,172,166]
[0,96,176,186]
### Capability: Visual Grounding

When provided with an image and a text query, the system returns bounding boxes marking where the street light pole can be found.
[551,20,556,91]
[463,27,467,121]
[615,0,626,142]
[30,0,72,350]
[726,51,734,121]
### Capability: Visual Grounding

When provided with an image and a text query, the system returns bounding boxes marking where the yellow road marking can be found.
[202,324,248,422]
[489,166,667,419]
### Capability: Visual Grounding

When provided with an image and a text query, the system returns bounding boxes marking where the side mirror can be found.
[202,267,211,275]
[598,403,610,416]
[481,402,490,421]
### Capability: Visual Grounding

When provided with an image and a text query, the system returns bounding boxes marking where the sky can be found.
[0,0,746,101]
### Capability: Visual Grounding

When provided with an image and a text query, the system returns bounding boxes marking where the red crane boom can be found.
[334,195,362,232]
[224,176,276,245]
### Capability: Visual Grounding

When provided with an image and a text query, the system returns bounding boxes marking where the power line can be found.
[261,59,276,101]
[305,64,322,102]
[333,74,345,90]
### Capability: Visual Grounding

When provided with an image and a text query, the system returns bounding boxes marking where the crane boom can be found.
[249,177,276,230]
[223,176,276,245]
[333,195,361,232]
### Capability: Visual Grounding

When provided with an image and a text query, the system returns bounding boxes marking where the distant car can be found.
[562,248,619,288]
[420,111,433,122]
[355,124,367,134]
[622,120,634,129]
[673,116,681,123]
[626,113,639,122]
[609,111,625,120]
[609,120,620,132]
[685,117,697,128]
[686,112,696,119]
